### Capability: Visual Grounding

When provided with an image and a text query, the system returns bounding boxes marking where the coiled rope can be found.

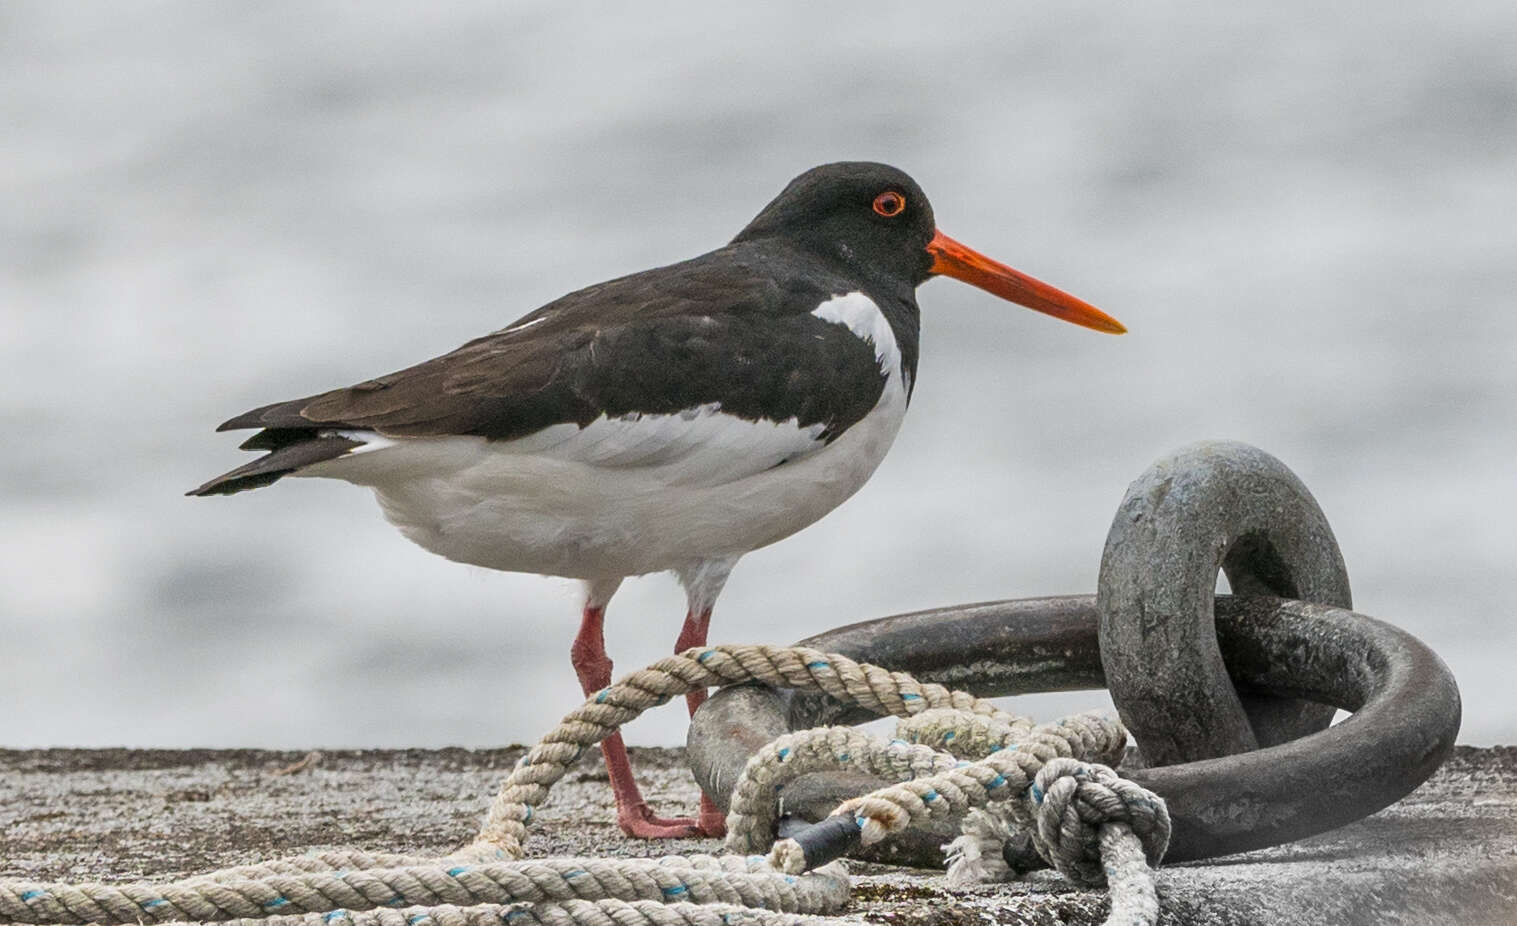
[0,645,1169,926]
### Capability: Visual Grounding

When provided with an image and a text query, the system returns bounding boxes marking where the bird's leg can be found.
[674,556,743,837]
[672,604,727,837]
[571,586,700,839]
[673,606,714,715]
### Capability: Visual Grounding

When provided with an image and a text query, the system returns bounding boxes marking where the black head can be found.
[734,161,1128,334]
[732,162,937,290]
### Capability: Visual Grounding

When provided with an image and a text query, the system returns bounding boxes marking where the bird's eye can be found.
[872,191,906,217]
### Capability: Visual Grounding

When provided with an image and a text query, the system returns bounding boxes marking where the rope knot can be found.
[1028,758,1171,886]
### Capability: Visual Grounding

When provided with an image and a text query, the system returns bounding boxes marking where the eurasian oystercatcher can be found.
[190,162,1124,838]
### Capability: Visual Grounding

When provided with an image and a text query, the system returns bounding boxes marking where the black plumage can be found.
[192,163,932,497]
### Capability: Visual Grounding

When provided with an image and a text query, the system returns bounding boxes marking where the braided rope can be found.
[146,900,814,926]
[0,644,1168,926]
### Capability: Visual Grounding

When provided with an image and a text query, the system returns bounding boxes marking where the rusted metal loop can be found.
[687,595,1460,864]
[1098,440,1353,765]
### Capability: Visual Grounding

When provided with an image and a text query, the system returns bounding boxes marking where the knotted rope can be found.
[0,644,1169,926]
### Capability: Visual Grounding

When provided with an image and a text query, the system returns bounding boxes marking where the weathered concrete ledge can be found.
[2,746,1514,924]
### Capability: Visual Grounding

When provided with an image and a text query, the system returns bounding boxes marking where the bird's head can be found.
[734,161,1125,334]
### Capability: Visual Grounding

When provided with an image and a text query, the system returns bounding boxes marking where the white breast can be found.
[299,292,910,580]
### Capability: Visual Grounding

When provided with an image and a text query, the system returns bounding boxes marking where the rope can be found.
[0,644,1169,926]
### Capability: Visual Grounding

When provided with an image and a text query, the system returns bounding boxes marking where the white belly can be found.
[298,292,911,580]
[351,389,902,578]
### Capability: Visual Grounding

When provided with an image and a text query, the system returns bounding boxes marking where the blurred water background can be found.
[3,2,1514,747]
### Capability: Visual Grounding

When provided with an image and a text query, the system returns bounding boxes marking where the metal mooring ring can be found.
[686,442,1462,866]
[1098,440,1352,764]
[689,596,1461,864]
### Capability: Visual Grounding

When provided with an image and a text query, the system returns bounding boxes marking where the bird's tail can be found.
[188,435,361,496]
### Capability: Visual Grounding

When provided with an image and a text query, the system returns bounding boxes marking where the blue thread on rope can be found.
[838,752,850,762]
[661,885,688,898]
[1030,782,1045,804]
[388,896,406,907]
[698,650,716,663]
[901,692,921,701]
[20,891,44,902]
[447,866,469,877]
[564,869,586,879]
[777,747,790,761]
[142,899,167,910]
[522,806,534,822]
[806,660,829,669]
[595,689,609,703]
[264,897,290,910]
[409,916,431,925]
[923,789,940,802]
[323,911,349,923]
[943,730,956,741]
[988,774,1007,789]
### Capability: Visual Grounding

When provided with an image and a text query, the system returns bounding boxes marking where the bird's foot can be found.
[695,807,728,838]
[692,791,727,838]
[615,802,703,839]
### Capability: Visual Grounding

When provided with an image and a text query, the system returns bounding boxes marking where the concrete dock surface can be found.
[3,745,1514,925]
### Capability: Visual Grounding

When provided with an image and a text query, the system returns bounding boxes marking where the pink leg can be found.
[571,602,700,838]
[674,607,726,837]
[674,607,714,715]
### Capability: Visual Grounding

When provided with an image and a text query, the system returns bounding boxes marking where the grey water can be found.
[2,2,1514,748]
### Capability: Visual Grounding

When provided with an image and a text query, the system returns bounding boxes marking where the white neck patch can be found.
[810,291,902,376]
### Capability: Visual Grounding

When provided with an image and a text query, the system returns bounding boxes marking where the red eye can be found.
[872,191,906,217]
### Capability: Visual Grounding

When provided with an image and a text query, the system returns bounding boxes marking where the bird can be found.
[190,161,1124,839]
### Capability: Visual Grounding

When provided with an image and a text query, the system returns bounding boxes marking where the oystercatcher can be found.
[191,162,1124,838]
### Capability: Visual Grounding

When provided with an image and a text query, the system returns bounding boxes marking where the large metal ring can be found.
[1098,440,1351,764]
[688,440,1461,866]
[688,595,1460,863]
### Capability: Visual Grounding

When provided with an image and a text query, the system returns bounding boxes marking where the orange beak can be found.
[927,230,1126,334]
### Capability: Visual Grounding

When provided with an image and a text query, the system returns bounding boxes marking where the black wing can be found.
[190,244,891,496]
